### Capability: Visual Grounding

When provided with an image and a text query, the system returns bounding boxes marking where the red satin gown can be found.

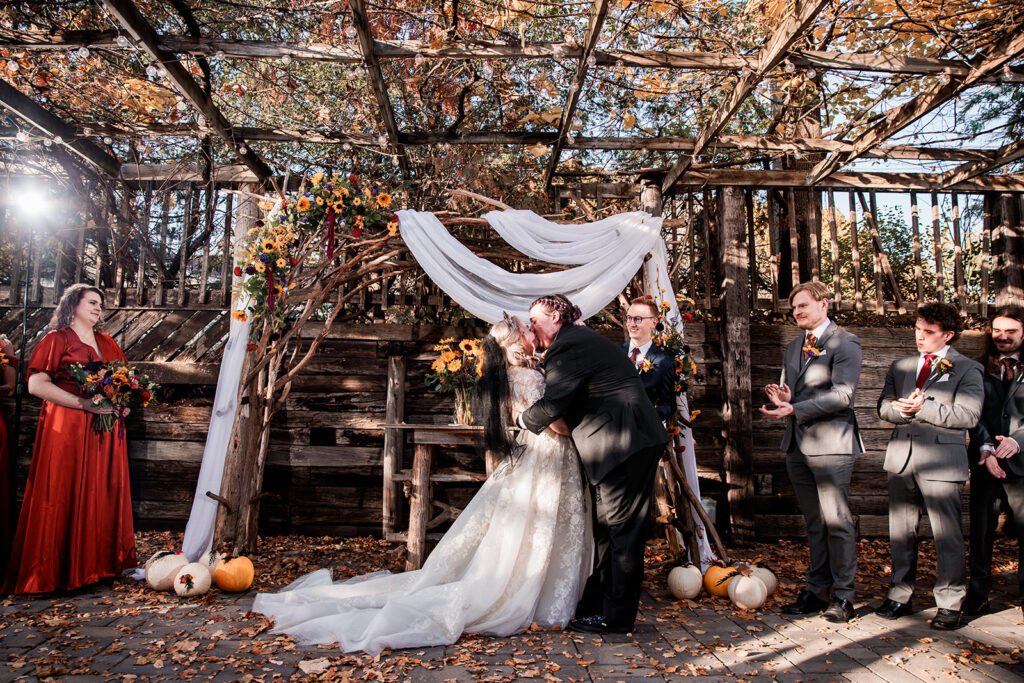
[3,328,137,593]
[0,403,9,576]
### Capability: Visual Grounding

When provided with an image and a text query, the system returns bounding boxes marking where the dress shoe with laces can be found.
[821,599,854,623]
[874,598,912,620]
[930,608,962,630]
[567,614,633,634]
[962,595,991,616]
[781,589,828,615]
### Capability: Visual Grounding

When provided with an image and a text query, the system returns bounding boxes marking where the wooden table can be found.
[379,423,501,571]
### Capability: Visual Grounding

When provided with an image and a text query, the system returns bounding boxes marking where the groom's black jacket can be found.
[521,324,670,483]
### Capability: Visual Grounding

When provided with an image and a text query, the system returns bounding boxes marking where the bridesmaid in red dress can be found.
[0,335,16,575]
[3,284,136,593]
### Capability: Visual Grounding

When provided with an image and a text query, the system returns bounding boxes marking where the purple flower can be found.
[245,265,256,274]
[371,188,378,196]
[325,183,333,190]
[301,217,308,223]
[259,253,269,262]
[304,192,311,198]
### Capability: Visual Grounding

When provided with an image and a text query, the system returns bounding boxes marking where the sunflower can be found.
[666,425,680,436]
[353,197,362,207]
[254,262,266,273]
[431,358,446,372]
[459,339,475,353]
[316,196,324,206]
[387,220,399,236]
[446,359,462,372]
[377,192,392,208]
[311,171,324,184]
[231,311,248,322]
[276,258,287,269]
[261,239,275,253]
[296,196,311,212]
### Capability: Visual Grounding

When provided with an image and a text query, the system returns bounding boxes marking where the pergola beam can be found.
[4,29,1023,82]
[542,0,611,190]
[661,0,829,193]
[0,78,120,177]
[348,0,409,178]
[98,0,273,184]
[808,23,1024,185]
[939,137,1024,188]
[1,123,997,163]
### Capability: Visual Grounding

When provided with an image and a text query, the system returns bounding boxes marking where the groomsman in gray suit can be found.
[876,302,983,630]
[760,281,863,623]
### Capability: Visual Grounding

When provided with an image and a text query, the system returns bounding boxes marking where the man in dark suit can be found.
[876,302,983,630]
[759,281,863,623]
[517,294,669,634]
[965,306,1024,616]
[621,296,676,422]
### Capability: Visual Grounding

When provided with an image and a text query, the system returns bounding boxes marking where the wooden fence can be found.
[0,309,988,540]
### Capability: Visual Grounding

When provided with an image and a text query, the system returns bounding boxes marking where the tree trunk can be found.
[718,186,755,543]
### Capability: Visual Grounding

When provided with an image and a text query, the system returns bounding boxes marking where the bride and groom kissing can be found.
[253,294,670,654]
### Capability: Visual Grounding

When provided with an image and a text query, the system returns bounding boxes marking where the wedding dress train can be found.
[252,367,591,654]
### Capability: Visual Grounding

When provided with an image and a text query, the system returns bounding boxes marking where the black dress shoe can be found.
[930,608,962,630]
[567,614,633,634]
[875,598,912,620]
[821,599,854,623]
[962,595,991,616]
[781,589,828,615]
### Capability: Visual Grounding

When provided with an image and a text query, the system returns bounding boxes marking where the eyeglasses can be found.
[625,315,657,324]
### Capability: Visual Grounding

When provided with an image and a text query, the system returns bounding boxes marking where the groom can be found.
[517,294,669,633]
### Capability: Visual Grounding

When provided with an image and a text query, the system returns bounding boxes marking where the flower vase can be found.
[452,387,474,426]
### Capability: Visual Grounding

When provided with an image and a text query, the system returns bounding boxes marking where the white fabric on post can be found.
[397,208,715,568]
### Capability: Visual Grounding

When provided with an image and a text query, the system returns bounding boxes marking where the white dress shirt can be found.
[627,339,654,366]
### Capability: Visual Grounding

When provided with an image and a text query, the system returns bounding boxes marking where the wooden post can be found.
[718,186,754,543]
[807,188,821,282]
[221,191,234,303]
[786,188,800,292]
[981,194,991,317]
[745,190,757,308]
[137,184,151,304]
[155,191,171,306]
[951,193,967,309]
[382,354,407,537]
[858,191,906,314]
[199,184,215,303]
[702,190,713,308]
[639,177,663,218]
[849,191,863,311]
[931,191,945,301]
[991,192,1023,306]
[178,187,194,306]
[767,190,780,311]
[687,193,696,300]
[910,192,924,302]
[826,190,841,305]
[407,443,433,571]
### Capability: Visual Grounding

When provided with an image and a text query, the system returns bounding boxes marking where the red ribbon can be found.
[267,270,275,312]
[326,208,336,260]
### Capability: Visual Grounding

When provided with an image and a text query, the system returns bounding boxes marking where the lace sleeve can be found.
[509,368,546,413]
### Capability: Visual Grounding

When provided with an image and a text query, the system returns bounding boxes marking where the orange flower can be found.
[377,192,392,208]
[353,197,362,207]
[296,196,311,212]
[446,359,462,372]
[232,311,247,322]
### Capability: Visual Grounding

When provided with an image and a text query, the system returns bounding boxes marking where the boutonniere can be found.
[802,339,825,361]
[639,358,654,373]
[933,358,954,378]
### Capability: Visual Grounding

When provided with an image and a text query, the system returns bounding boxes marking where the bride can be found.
[252,316,592,654]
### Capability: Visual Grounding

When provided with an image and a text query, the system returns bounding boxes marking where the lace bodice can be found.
[508,366,545,414]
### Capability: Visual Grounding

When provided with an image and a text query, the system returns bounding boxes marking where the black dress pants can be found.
[577,443,663,628]
[968,465,1024,601]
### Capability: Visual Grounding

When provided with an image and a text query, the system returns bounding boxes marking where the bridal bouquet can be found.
[425,337,484,424]
[68,360,160,433]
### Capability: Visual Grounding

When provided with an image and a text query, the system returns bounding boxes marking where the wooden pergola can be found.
[2,0,1023,542]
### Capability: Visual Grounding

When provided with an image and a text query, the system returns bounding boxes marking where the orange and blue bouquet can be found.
[68,360,160,433]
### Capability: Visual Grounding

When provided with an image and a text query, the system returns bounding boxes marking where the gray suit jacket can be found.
[877,347,984,482]
[780,321,863,455]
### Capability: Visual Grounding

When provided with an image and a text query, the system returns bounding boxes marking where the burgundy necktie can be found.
[630,348,640,364]
[1003,357,1018,384]
[915,354,936,390]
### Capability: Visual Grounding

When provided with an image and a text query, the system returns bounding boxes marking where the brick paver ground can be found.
[1,535,1022,682]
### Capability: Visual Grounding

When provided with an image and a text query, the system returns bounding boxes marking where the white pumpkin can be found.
[667,564,703,600]
[728,574,768,610]
[750,566,777,595]
[202,549,225,574]
[173,562,212,597]
[146,551,189,591]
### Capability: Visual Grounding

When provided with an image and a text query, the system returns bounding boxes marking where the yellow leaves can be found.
[623,112,637,129]
[123,77,177,113]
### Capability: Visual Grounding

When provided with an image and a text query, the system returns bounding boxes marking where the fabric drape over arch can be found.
[397,208,714,568]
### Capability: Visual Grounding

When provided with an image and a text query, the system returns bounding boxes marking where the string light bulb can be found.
[280,54,292,65]
[7,60,19,72]
[77,47,90,59]
[103,136,113,145]
[238,144,248,155]
[116,35,129,47]
[15,130,29,143]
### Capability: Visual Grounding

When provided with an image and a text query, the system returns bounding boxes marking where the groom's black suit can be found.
[521,324,669,628]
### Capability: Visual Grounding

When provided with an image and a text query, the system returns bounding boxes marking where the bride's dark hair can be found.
[475,335,516,461]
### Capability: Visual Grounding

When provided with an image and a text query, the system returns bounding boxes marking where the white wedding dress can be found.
[252,367,592,655]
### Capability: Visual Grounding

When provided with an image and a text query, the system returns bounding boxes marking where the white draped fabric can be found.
[397,208,714,568]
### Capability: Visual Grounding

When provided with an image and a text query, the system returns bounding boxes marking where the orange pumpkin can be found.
[703,564,738,597]
[214,556,255,592]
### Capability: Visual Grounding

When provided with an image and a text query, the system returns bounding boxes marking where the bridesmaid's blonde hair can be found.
[488,317,537,369]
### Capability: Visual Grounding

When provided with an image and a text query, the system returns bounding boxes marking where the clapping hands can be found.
[759,383,794,418]
[892,388,926,416]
